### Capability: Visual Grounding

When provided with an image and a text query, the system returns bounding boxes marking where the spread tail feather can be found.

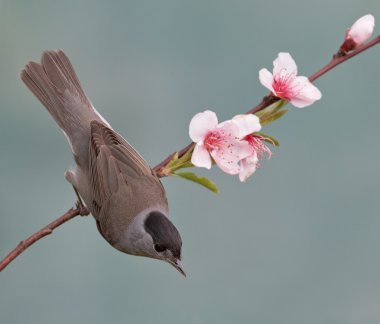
[20,50,104,165]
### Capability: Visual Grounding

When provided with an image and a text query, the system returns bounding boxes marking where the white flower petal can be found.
[211,141,252,174]
[259,68,275,93]
[215,122,251,173]
[216,120,241,138]
[189,110,218,143]
[239,152,259,182]
[211,132,253,175]
[191,143,212,169]
[232,114,262,138]
[273,52,298,76]
[348,14,375,45]
[290,76,322,108]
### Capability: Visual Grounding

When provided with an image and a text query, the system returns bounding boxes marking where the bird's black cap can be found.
[144,211,182,259]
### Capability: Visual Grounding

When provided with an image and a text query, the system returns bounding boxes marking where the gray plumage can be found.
[20,50,185,276]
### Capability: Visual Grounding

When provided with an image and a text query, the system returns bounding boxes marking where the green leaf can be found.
[256,132,280,147]
[165,152,179,169]
[255,99,289,125]
[179,144,195,162]
[260,109,289,126]
[173,171,220,193]
[174,161,194,170]
[255,99,286,117]
[161,144,195,175]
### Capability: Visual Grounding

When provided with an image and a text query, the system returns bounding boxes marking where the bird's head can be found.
[118,209,185,276]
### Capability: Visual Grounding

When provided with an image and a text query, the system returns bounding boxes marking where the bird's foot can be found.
[71,185,89,216]
[76,200,89,216]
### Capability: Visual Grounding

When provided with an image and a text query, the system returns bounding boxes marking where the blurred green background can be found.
[1,1,380,323]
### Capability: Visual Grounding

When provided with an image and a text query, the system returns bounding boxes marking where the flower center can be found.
[204,130,225,151]
[272,69,300,100]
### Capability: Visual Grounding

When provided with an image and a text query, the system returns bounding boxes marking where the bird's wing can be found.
[89,120,152,206]
[88,121,167,243]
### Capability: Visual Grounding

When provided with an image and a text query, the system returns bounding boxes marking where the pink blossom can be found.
[232,115,272,182]
[341,14,375,52]
[189,111,261,174]
[259,53,322,108]
[239,135,272,182]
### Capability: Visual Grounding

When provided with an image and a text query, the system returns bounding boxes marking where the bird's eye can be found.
[154,244,166,253]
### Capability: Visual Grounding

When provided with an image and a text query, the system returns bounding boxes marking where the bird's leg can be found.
[65,170,89,216]
[73,186,90,216]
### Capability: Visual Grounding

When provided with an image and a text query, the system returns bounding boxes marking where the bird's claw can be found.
[76,200,89,216]
[71,184,89,216]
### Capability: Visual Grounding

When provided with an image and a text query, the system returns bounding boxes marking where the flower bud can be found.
[340,14,375,53]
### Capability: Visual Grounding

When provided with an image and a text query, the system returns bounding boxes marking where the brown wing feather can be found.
[88,121,168,245]
[88,120,153,209]
[90,120,151,176]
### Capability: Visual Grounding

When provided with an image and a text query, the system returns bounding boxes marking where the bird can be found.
[20,50,185,276]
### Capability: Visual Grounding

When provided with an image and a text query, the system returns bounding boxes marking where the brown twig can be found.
[153,142,194,175]
[0,208,80,271]
[154,35,380,174]
[309,35,380,82]
[1,35,379,272]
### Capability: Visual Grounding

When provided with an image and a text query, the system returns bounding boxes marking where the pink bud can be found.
[341,14,375,53]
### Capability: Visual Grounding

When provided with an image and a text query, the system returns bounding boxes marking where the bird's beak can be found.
[169,259,186,277]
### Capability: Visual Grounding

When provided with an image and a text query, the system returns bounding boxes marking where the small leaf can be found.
[175,161,194,170]
[255,99,289,125]
[262,109,289,125]
[173,172,220,193]
[256,132,280,147]
[165,152,179,169]
[179,144,195,162]
[161,144,195,175]
[274,99,287,110]
[255,99,286,117]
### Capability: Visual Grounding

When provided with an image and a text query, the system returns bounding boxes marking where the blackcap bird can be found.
[20,50,185,276]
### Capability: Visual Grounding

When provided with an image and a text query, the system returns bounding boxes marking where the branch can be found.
[1,35,379,272]
[309,35,380,82]
[0,208,80,272]
[154,34,380,176]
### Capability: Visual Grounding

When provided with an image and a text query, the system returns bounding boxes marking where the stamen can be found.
[246,135,272,161]
[273,69,303,100]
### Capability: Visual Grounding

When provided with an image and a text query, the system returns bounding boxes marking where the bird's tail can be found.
[20,50,105,166]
